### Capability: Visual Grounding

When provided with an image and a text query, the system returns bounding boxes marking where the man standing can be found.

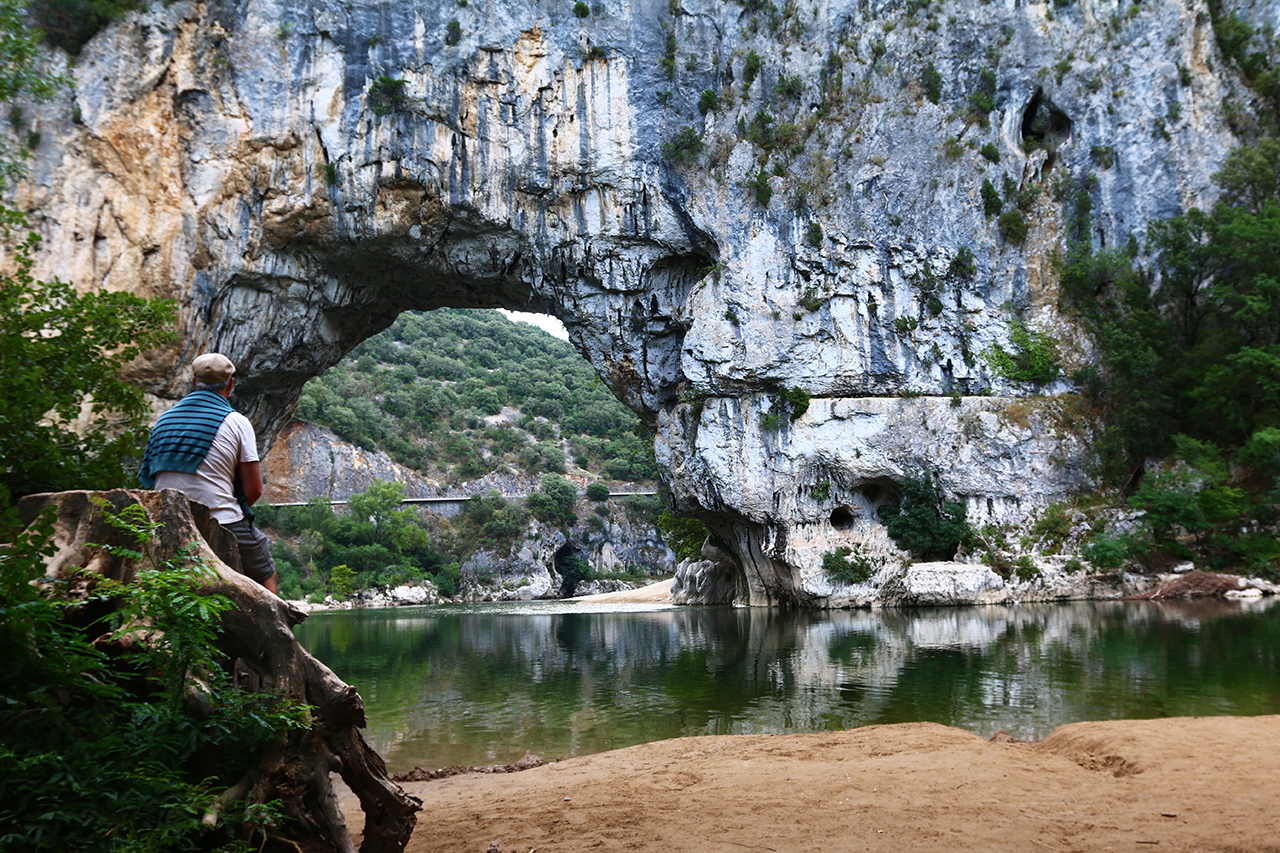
[138,353,278,594]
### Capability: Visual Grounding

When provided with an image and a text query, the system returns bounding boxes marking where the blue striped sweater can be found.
[137,390,235,488]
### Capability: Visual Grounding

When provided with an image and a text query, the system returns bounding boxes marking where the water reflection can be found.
[294,598,1280,772]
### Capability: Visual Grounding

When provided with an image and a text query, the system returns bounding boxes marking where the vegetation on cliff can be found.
[295,309,659,486]
[1050,21,1280,578]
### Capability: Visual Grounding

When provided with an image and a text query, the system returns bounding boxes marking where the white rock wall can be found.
[6,0,1265,605]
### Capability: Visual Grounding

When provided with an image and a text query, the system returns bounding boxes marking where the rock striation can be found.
[8,0,1267,605]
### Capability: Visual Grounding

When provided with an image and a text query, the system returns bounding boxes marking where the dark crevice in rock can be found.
[1021,87,1072,170]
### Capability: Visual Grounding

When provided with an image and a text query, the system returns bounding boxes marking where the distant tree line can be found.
[295,309,659,485]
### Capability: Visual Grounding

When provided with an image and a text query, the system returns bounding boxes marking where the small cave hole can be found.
[1020,87,1072,169]
[830,506,856,530]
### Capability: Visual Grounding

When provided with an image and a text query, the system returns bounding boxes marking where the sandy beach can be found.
[340,714,1280,853]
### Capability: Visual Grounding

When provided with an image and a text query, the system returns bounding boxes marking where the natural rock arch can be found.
[12,0,1248,606]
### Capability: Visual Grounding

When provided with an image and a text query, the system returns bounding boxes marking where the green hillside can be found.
[295,309,659,485]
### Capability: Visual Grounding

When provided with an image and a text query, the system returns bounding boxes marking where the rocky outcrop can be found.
[9,0,1267,605]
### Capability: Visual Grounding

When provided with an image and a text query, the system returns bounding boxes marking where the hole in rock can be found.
[830,507,855,530]
[1020,87,1072,169]
[267,306,670,601]
[554,544,592,597]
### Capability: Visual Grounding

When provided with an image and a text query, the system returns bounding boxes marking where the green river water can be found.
[294,597,1280,773]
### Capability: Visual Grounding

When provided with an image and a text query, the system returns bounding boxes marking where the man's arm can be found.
[237,460,264,506]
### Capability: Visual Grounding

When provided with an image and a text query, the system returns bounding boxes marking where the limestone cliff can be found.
[8,0,1268,605]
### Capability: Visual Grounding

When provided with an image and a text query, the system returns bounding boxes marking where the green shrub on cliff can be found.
[881,471,972,561]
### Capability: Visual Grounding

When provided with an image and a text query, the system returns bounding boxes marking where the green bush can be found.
[0,501,305,850]
[949,246,977,279]
[526,473,578,526]
[983,320,1061,386]
[1,222,174,505]
[574,1,589,17]
[445,18,461,45]
[368,75,407,116]
[698,87,719,114]
[1081,532,1131,570]
[980,142,1000,163]
[663,125,704,165]
[822,545,884,584]
[806,220,823,248]
[586,482,610,501]
[981,179,1002,218]
[656,509,709,562]
[998,208,1029,244]
[743,50,763,88]
[967,68,997,120]
[746,168,772,207]
[881,471,972,561]
[920,62,943,104]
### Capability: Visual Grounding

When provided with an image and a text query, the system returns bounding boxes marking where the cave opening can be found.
[1020,87,1072,170]
[554,544,593,597]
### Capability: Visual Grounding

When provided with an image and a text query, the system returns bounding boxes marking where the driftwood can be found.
[17,489,421,853]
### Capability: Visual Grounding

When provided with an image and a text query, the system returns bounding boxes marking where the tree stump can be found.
[17,488,422,853]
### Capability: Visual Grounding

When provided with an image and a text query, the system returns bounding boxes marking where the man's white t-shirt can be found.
[154,412,258,525]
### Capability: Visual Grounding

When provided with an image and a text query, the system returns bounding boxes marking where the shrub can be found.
[967,68,997,120]
[743,50,763,88]
[1081,532,1131,570]
[586,482,610,501]
[574,1,589,17]
[0,502,306,850]
[698,87,719,114]
[368,76,407,116]
[980,142,1000,163]
[981,179,1002,218]
[949,246,977,279]
[1,224,174,504]
[983,320,1061,386]
[806,220,823,248]
[881,471,972,561]
[746,168,772,206]
[920,62,943,104]
[445,18,461,45]
[773,74,803,101]
[893,316,919,335]
[822,546,884,584]
[526,473,578,526]
[656,509,710,562]
[1091,144,1116,168]
[663,125,703,165]
[998,208,1029,244]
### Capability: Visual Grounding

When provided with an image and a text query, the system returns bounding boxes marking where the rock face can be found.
[9,0,1264,605]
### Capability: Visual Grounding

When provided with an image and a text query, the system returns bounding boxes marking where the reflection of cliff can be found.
[296,598,1280,769]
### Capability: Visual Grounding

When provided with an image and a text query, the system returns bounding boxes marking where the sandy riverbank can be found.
[339,714,1280,853]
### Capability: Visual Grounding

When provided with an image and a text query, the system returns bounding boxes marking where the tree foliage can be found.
[655,509,709,562]
[0,220,175,506]
[881,471,971,561]
[0,500,305,851]
[296,308,658,485]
